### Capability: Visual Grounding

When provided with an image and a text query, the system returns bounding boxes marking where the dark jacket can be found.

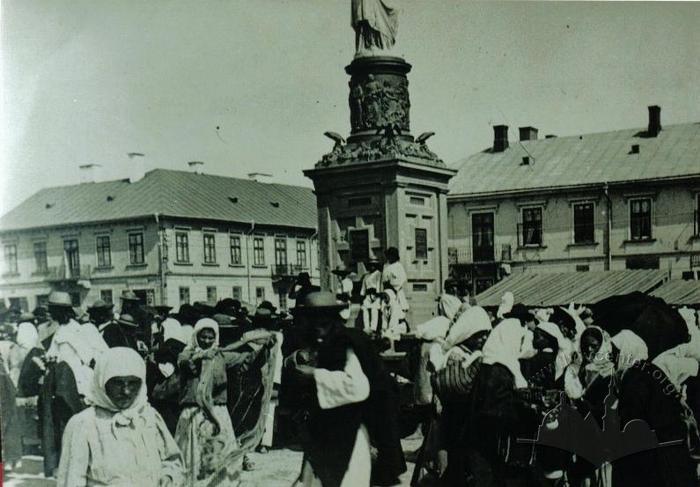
[613,362,696,487]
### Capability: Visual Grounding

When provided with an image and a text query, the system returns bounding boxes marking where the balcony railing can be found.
[46,264,92,281]
[271,263,308,278]
[448,243,512,265]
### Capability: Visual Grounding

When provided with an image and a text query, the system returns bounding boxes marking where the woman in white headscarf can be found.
[175,318,272,486]
[466,319,529,486]
[8,322,39,386]
[57,347,184,486]
[612,329,698,487]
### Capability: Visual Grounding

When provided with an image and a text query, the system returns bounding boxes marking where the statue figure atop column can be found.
[352,0,399,57]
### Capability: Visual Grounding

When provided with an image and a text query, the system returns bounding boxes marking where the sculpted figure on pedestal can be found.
[352,0,399,56]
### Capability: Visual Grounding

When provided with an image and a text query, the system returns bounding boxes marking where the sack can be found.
[431,357,482,402]
[152,370,181,401]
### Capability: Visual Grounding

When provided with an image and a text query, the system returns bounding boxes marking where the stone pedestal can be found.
[305,55,456,325]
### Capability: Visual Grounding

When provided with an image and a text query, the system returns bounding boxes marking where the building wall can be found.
[0,218,160,310]
[0,217,320,312]
[448,181,700,284]
[161,218,319,310]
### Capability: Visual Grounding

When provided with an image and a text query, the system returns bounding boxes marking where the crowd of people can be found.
[408,285,700,487]
[0,245,699,487]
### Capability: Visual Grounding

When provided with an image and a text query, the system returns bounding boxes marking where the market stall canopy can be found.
[474,270,668,308]
[650,279,700,306]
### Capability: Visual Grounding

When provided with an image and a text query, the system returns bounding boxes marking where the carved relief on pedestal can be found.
[349,73,410,133]
[317,132,443,168]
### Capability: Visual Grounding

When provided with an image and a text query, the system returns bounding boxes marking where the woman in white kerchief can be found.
[57,347,184,487]
[175,318,272,486]
[466,319,529,486]
[612,328,698,487]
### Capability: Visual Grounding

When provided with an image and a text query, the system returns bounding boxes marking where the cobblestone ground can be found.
[4,435,422,487]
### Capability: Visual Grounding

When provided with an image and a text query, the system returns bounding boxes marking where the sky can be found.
[2,1,699,213]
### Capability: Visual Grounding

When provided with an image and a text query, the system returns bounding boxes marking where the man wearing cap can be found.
[86,300,114,333]
[288,291,406,486]
[332,267,354,303]
[100,314,140,350]
[360,258,383,333]
[41,291,107,477]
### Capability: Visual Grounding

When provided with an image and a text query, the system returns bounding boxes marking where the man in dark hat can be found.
[119,289,142,318]
[332,266,354,303]
[288,291,406,486]
[289,272,320,306]
[360,258,383,333]
[100,314,140,350]
[87,299,114,333]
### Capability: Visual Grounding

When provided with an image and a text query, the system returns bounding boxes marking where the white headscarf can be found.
[652,346,699,391]
[188,318,219,351]
[611,330,649,371]
[537,321,573,380]
[446,306,492,348]
[86,347,150,428]
[496,292,514,319]
[482,318,528,389]
[161,318,185,344]
[439,293,462,321]
[16,322,39,350]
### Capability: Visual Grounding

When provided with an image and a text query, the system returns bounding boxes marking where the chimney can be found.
[647,105,661,137]
[127,152,146,183]
[187,161,204,174]
[518,126,538,142]
[247,172,273,182]
[492,125,509,152]
[79,163,100,183]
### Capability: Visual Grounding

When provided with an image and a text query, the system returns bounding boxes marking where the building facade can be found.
[0,169,319,312]
[447,106,700,294]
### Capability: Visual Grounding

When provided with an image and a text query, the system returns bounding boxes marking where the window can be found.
[230,235,242,265]
[100,289,113,305]
[630,198,652,240]
[296,240,307,268]
[576,265,590,272]
[96,236,111,267]
[4,244,18,275]
[472,212,495,261]
[33,242,48,273]
[64,239,80,275]
[694,194,700,236]
[36,294,49,308]
[412,283,428,292]
[626,255,659,270]
[206,286,217,302]
[573,203,595,244]
[179,287,190,305]
[275,238,287,270]
[279,291,288,311]
[203,233,217,264]
[415,228,428,260]
[232,286,242,301]
[348,197,372,208]
[9,297,28,312]
[520,207,543,246]
[254,237,265,266]
[349,229,369,263]
[255,286,265,302]
[175,232,190,263]
[128,233,145,264]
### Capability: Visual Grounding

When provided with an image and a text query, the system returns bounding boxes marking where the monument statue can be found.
[351,0,399,56]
